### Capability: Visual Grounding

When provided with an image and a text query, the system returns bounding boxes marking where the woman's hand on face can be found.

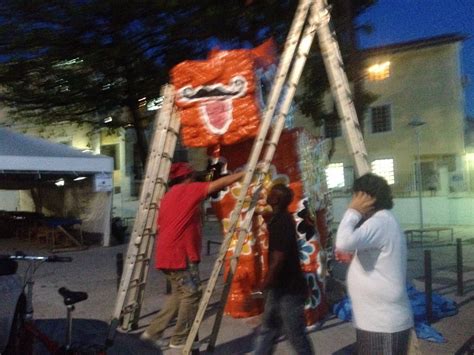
[349,191,376,216]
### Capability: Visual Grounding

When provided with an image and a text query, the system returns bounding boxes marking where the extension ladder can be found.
[108,84,180,338]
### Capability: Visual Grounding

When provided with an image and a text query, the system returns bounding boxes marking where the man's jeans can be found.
[254,289,314,355]
[145,263,202,345]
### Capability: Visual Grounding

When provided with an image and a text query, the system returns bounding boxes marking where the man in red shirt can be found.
[141,162,244,349]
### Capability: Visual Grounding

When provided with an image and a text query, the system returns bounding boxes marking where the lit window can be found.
[325,163,345,189]
[371,159,395,184]
[371,105,391,133]
[367,61,391,81]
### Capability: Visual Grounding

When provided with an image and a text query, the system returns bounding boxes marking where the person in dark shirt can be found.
[254,184,314,355]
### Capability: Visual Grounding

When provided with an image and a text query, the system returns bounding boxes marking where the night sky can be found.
[356,0,474,118]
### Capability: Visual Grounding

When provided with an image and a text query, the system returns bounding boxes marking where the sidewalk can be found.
[1,221,473,354]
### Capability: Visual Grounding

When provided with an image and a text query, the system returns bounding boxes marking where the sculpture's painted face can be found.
[171,40,276,148]
[177,75,247,135]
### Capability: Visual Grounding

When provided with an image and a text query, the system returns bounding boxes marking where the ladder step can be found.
[167,127,179,135]
[129,280,147,288]
[155,178,166,185]
[123,302,139,313]
[125,257,149,265]
[135,255,150,262]
[133,229,154,239]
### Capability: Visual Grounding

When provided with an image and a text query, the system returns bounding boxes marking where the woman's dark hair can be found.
[271,184,294,210]
[353,173,393,210]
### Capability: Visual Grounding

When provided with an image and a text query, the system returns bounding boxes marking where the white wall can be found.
[0,190,20,211]
[332,195,474,226]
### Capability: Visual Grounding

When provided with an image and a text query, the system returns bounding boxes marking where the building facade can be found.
[297,34,470,198]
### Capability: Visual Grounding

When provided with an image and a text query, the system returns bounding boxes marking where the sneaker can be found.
[169,342,184,349]
[154,338,169,348]
[139,331,153,342]
[140,332,168,349]
[169,341,200,350]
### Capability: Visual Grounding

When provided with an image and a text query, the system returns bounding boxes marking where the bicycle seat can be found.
[58,287,88,306]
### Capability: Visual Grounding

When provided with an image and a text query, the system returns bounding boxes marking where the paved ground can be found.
[1,221,473,354]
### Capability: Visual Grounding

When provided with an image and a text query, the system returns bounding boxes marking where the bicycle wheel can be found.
[4,295,30,355]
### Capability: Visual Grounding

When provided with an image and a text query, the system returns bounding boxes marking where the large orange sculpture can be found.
[171,42,332,326]
[212,129,330,325]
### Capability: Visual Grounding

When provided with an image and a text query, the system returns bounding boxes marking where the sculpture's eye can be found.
[181,87,193,98]
[231,77,244,89]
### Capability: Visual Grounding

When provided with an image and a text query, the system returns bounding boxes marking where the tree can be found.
[298,0,377,131]
[0,0,375,165]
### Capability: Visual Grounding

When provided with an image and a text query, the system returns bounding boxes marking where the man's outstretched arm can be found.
[208,171,245,195]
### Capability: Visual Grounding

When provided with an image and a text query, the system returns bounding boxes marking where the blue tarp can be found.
[331,282,458,343]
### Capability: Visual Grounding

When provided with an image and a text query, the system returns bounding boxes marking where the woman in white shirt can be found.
[336,173,414,354]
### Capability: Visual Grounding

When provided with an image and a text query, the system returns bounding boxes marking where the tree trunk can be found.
[129,106,149,169]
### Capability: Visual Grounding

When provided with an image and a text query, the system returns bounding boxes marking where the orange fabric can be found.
[170,40,277,148]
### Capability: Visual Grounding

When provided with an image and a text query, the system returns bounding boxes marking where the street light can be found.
[409,117,426,229]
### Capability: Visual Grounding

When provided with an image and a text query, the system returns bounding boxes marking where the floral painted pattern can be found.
[304,272,321,310]
[297,237,315,266]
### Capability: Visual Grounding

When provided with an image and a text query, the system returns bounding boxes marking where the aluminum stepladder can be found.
[183,0,370,353]
[108,84,180,340]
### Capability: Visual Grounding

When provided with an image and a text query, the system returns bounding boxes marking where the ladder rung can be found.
[123,303,139,313]
[129,279,147,288]
[141,232,154,239]
[133,232,153,243]
[135,254,150,261]
[128,253,143,263]
[167,127,179,135]
[155,178,166,185]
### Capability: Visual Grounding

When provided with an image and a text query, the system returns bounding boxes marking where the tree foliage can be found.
[0,0,376,162]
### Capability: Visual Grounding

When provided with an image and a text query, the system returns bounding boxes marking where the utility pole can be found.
[409,117,426,229]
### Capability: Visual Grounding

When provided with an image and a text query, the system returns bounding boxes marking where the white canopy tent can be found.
[0,128,114,246]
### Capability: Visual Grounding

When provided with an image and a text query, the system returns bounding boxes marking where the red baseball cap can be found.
[169,162,194,180]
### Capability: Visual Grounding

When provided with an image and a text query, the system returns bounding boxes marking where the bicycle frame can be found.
[23,321,61,354]
[3,253,107,354]
[2,254,69,354]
